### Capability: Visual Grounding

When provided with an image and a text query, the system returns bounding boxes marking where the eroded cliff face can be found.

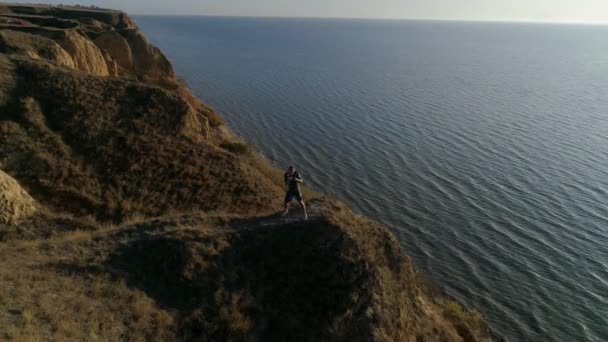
[93,30,134,73]
[0,4,491,341]
[0,169,36,224]
[0,5,172,80]
[0,29,76,69]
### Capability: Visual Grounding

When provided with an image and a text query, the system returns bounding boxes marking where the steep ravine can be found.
[0,4,492,341]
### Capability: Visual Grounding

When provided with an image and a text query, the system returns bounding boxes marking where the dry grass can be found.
[219,140,252,155]
[0,199,487,341]
[0,5,263,225]
[176,77,224,127]
[414,269,492,341]
[0,208,99,241]
[0,55,284,223]
[0,227,176,341]
[442,300,487,337]
[0,11,314,225]
[0,272,176,341]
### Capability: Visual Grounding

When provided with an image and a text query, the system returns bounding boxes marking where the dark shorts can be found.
[284,189,302,203]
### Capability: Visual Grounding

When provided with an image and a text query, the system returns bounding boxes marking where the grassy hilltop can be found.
[0,3,491,341]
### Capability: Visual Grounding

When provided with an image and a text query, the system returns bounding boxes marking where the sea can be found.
[135,16,608,341]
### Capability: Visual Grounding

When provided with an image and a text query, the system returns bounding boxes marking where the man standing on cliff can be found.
[282,165,308,220]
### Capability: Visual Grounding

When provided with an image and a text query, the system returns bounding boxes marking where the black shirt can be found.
[284,171,302,192]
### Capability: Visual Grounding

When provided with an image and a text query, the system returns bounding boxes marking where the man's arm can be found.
[294,172,304,183]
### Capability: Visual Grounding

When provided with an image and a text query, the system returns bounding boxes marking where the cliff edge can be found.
[0,4,491,341]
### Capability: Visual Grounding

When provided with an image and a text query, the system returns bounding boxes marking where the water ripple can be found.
[137,16,608,342]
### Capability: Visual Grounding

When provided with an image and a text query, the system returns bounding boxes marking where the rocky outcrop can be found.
[57,31,110,76]
[53,29,109,75]
[0,13,78,29]
[51,7,137,29]
[0,5,169,80]
[0,29,75,68]
[0,170,36,224]
[121,28,175,82]
[0,26,109,75]
[2,4,136,29]
[93,30,134,73]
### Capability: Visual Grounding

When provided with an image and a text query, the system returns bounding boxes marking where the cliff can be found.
[0,4,491,341]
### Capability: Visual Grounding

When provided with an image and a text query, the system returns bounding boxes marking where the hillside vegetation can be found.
[0,4,492,341]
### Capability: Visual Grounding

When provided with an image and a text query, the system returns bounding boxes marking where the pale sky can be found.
[9,0,608,23]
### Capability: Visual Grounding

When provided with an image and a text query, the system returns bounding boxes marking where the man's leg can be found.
[282,192,291,216]
[299,200,308,220]
[282,201,289,216]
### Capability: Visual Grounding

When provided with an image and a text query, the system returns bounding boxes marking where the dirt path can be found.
[228,198,327,231]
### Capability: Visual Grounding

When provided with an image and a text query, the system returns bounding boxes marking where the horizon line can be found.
[130,13,608,26]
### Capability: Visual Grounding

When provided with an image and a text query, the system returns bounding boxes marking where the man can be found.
[282,165,308,220]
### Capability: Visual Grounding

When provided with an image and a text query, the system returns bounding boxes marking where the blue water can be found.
[135,16,608,341]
